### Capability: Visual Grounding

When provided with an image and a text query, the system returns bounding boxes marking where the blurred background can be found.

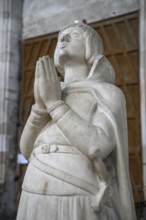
[0,0,146,219]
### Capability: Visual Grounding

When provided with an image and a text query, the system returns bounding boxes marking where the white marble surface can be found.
[17,23,136,220]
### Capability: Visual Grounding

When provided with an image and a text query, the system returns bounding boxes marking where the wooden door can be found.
[20,12,142,201]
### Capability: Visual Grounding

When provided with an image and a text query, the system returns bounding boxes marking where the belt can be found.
[33,144,80,155]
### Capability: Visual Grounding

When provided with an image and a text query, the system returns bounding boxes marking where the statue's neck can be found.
[64,63,89,84]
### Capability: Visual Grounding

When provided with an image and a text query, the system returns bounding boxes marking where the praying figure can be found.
[17,23,136,220]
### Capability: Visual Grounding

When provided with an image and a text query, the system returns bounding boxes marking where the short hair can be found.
[54,23,104,74]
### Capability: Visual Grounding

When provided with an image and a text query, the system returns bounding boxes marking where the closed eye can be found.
[71,31,81,38]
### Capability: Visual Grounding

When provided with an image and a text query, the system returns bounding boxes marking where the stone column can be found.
[140,0,146,199]
[0,0,23,217]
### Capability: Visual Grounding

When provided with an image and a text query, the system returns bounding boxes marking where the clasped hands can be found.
[34,56,61,111]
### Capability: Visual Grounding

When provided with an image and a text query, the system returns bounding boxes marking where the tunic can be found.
[17,79,136,220]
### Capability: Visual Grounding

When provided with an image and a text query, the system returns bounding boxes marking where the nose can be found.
[60,34,70,42]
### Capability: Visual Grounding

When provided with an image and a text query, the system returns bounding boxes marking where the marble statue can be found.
[17,23,137,220]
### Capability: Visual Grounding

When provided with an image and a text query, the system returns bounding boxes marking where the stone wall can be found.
[0,0,23,218]
[140,0,146,199]
[23,0,139,39]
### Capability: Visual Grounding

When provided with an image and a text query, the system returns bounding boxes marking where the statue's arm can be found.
[20,57,53,160]
[20,105,50,160]
[48,100,115,159]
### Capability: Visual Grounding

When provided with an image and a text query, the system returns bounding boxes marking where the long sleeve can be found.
[20,105,50,160]
[49,100,116,159]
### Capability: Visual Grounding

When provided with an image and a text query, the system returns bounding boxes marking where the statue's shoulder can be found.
[100,82,124,98]
[93,82,126,109]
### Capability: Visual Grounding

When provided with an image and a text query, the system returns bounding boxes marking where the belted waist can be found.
[33,144,80,155]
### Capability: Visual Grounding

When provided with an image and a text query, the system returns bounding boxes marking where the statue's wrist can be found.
[32,104,47,115]
[47,100,70,121]
[28,104,48,126]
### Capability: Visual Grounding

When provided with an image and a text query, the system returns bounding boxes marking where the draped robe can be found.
[17,67,136,220]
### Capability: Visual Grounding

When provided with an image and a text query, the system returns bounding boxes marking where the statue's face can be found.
[56,27,86,64]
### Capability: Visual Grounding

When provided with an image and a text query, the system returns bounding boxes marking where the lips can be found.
[60,43,67,49]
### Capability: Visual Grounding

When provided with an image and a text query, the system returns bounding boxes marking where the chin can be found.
[58,52,73,63]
